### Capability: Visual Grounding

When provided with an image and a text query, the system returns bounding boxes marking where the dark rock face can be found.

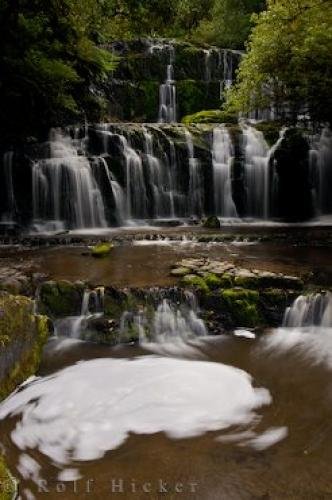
[270,128,314,221]
[101,40,241,122]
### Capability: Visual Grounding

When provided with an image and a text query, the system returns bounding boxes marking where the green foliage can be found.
[192,0,265,48]
[0,0,118,144]
[182,110,238,124]
[226,0,332,123]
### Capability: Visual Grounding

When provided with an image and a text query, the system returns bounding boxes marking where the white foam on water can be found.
[245,426,288,451]
[261,327,332,369]
[234,329,256,339]
[0,356,271,466]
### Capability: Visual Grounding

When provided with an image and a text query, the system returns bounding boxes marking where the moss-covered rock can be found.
[39,280,84,317]
[91,242,114,257]
[203,273,222,289]
[202,215,221,229]
[182,109,238,125]
[181,274,210,293]
[0,294,49,401]
[0,456,16,500]
[220,288,262,327]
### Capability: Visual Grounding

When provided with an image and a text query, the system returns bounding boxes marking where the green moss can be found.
[0,457,16,500]
[204,273,222,289]
[221,288,261,327]
[182,109,238,125]
[234,275,259,289]
[0,294,49,401]
[91,242,113,257]
[219,273,234,288]
[39,280,84,317]
[182,274,209,293]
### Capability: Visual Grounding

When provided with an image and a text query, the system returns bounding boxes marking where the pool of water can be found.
[1,329,332,499]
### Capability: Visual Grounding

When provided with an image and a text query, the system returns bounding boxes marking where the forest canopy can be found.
[0,0,330,144]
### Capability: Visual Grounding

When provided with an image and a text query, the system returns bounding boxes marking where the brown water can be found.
[1,333,332,499]
[1,240,331,287]
[1,233,332,499]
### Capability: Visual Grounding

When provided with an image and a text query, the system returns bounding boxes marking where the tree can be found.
[0,0,117,144]
[226,0,332,124]
[192,0,265,49]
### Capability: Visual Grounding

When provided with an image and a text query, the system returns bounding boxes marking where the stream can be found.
[0,234,332,499]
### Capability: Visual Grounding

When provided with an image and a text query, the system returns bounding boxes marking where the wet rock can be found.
[202,216,221,229]
[39,280,85,317]
[0,293,49,401]
[170,267,191,277]
[91,242,113,257]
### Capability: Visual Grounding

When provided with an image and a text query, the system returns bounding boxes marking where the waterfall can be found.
[204,49,212,82]
[97,157,126,225]
[310,128,332,215]
[32,129,107,231]
[242,125,270,218]
[120,297,207,345]
[54,288,104,339]
[283,292,332,328]
[152,43,177,123]
[143,126,175,218]
[185,129,204,217]
[212,125,237,217]
[1,151,16,222]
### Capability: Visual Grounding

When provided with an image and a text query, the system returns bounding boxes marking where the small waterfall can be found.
[120,296,207,345]
[143,126,175,218]
[242,125,270,218]
[185,129,204,217]
[222,50,233,90]
[212,125,237,217]
[97,157,126,225]
[310,128,332,215]
[153,43,176,123]
[1,151,16,222]
[32,129,107,231]
[283,292,332,328]
[54,288,104,339]
[204,49,212,82]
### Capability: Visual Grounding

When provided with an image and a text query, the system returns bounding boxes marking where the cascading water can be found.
[54,288,105,339]
[154,43,177,123]
[32,129,107,231]
[143,126,175,218]
[204,49,212,82]
[212,125,237,217]
[310,128,332,215]
[242,125,270,218]
[185,129,204,217]
[1,151,16,223]
[95,157,126,225]
[283,292,332,329]
[119,295,207,346]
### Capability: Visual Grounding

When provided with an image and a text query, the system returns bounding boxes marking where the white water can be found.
[242,125,270,218]
[143,126,175,217]
[54,288,104,339]
[262,293,332,369]
[151,42,177,123]
[310,128,332,215]
[212,125,237,217]
[0,356,271,466]
[185,129,203,217]
[32,129,107,231]
[283,292,332,328]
